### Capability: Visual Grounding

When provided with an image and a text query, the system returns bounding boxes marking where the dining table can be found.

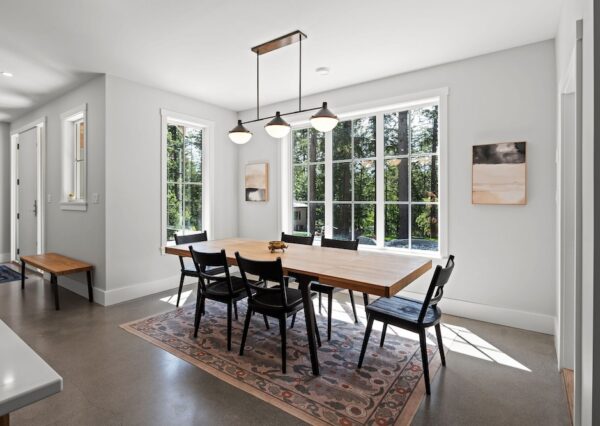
[165,237,432,375]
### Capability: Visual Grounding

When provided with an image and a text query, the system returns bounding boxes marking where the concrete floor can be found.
[0,269,570,425]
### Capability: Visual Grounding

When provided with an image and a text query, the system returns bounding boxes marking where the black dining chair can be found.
[174,231,225,307]
[310,237,361,341]
[280,232,314,246]
[188,248,249,351]
[357,255,455,395]
[235,252,321,374]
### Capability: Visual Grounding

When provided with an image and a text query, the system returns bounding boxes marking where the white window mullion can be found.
[375,112,385,248]
[324,131,333,239]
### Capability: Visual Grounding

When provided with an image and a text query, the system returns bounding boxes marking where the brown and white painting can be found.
[472,142,527,205]
[245,162,269,202]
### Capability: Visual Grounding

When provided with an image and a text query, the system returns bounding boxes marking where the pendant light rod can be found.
[239,106,322,125]
[299,35,302,111]
[256,52,260,120]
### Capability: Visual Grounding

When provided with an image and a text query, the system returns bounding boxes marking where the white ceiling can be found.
[0,0,563,122]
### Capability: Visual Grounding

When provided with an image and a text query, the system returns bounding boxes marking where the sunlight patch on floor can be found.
[160,290,192,306]
[443,323,531,372]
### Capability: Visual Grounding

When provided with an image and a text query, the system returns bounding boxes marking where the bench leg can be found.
[51,274,60,311]
[21,261,26,290]
[86,270,94,303]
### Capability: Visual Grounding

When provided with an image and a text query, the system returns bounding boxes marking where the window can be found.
[161,110,213,247]
[292,128,325,236]
[289,96,444,255]
[60,104,87,211]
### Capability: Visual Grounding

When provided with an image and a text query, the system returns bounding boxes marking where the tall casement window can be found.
[166,124,203,241]
[289,97,444,255]
[161,110,212,247]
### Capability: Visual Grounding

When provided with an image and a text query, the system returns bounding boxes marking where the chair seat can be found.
[252,287,316,312]
[366,295,441,327]
[182,258,226,276]
[205,276,246,298]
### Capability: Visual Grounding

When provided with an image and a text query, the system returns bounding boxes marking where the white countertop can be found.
[0,320,63,416]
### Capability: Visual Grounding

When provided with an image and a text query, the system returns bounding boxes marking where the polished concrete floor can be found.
[0,268,570,425]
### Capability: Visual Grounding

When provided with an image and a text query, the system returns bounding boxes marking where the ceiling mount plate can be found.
[251,30,307,55]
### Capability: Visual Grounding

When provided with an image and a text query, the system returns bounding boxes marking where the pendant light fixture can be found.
[228,30,338,143]
[264,112,291,138]
[228,120,253,144]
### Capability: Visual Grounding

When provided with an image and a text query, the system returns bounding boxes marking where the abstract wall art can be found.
[472,142,527,205]
[245,162,269,202]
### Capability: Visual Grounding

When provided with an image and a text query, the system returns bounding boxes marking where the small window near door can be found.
[60,104,87,211]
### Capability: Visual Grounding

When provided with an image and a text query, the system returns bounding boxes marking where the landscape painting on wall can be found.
[472,142,527,205]
[245,162,269,202]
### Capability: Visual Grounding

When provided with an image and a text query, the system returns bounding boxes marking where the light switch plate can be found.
[92,193,99,204]
[47,194,52,203]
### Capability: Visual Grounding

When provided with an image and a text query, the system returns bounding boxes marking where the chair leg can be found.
[239,307,252,355]
[234,301,238,321]
[226,302,232,351]
[279,316,287,374]
[318,292,322,314]
[263,314,270,330]
[435,323,446,367]
[348,290,359,323]
[380,323,388,347]
[419,329,431,395]
[358,315,375,368]
[193,292,204,338]
[363,293,369,307]
[312,309,322,347]
[327,292,333,341]
[290,313,296,328]
[176,273,185,307]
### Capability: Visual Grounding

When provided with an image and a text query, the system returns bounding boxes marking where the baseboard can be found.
[102,274,196,306]
[0,252,10,263]
[401,290,555,335]
[56,276,108,306]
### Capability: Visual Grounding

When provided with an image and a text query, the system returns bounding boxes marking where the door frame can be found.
[10,117,46,261]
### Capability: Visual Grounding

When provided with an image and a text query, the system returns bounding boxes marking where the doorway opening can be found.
[10,117,46,262]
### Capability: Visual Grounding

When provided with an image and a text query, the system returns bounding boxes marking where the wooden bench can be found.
[20,253,94,311]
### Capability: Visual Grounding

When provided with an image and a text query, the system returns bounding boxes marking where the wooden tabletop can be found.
[20,253,93,275]
[0,320,62,416]
[166,238,432,297]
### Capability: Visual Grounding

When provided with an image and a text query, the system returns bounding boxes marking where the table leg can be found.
[86,270,94,303]
[0,413,9,426]
[296,274,320,376]
[51,274,60,311]
[21,260,25,290]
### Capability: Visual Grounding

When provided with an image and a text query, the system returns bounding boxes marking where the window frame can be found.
[60,104,87,211]
[160,109,214,251]
[283,89,448,258]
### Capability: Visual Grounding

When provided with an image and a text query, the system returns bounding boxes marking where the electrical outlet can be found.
[92,193,99,204]
[47,194,52,203]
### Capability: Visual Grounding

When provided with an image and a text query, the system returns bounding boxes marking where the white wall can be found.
[103,75,238,304]
[238,41,557,334]
[10,76,106,294]
[0,123,10,261]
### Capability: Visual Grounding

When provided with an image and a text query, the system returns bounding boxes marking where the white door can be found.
[17,128,38,258]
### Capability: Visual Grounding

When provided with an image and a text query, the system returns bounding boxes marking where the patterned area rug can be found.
[0,265,24,284]
[121,302,447,425]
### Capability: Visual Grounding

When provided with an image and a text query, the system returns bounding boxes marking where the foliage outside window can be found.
[292,128,325,237]
[290,103,440,252]
[166,124,203,241]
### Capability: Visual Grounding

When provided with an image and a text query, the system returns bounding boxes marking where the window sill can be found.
[60,201,87,211]
[357,244,443,259]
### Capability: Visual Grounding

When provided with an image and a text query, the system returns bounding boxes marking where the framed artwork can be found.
[472,142,527,205]
[245,162,269,202]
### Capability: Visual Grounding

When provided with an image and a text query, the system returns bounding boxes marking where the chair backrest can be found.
[235,252,291,308]
[188,247,232,294]
[321,237,359,251]
[174,231,208,269]
[418,255,455,323]
[281,232,314,246]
